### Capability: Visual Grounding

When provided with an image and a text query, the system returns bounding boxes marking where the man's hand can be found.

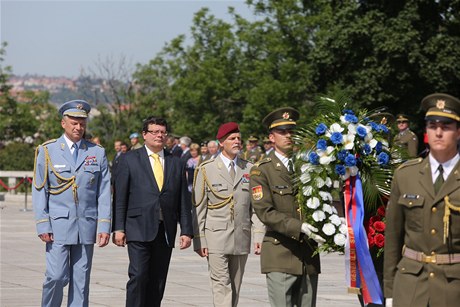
[385,298,393,307]
[179,235,191,250]
[301,222,326,244]
[254,242,262,255]
[97,232,110,247]
[195,248,208,257]
[112,231,126,247]
[38,233,53,242]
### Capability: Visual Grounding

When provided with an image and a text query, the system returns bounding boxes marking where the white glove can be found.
[385,298,393,307]
[301,222,326,244]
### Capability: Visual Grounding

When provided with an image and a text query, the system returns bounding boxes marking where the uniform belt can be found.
[403,246,460,264]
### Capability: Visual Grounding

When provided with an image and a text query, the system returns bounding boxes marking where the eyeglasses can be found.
[146,130,168,136]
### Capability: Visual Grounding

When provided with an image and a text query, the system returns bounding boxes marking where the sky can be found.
[1,0,256,77]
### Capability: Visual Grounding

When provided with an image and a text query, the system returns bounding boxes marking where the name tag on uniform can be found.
[403,194,419,199]
[54,164,66,168]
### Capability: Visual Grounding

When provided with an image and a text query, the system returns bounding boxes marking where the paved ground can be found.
[0,200,360,307]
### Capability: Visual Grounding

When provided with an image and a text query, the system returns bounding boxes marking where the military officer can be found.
[192,122,264,307]
[242,135,264,163]
[32,100,111,307]
[393,114,419,158]
[249,107,325,307]
[384,93,460,307]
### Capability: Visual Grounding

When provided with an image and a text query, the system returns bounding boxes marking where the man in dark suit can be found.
[112,116,193,307]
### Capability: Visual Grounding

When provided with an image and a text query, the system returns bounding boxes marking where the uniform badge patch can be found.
[242,173,250,183]
[252,185,263,200]
[84,156,98,166]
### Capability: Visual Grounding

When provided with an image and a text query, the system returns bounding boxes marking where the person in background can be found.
[180,136,192,163]
[200,141,209,161]
[250,107,324,307]
[129,132,143,150]
[204,140,220,162]
[393,114,419,158]
[111,140,122,186]
[185,143,201,193]
[243,136,264,163]
[262,137,274,156]
[120,142,129,154]
[113,116,193,307]
[32,100,111,307]
[193,122,264,307]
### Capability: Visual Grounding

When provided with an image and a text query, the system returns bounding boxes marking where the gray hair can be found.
[179,136,192,146]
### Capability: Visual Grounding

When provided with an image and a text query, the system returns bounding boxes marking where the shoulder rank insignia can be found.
[254,157,271,167]
[250,169,261,176]
[397,157,423,170]
[252,185,263,200]
[199,158,214,168]
[41,139,57,147]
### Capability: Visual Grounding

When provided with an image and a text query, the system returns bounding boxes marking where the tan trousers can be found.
[207,253,248,307]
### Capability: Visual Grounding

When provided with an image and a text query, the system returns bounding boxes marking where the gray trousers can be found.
[266,271,318,307]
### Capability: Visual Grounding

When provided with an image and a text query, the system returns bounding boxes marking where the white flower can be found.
[334,233,347,246]
[302,185,313,196]
[322,223,336,236]
[333,180,340,188]
[329,214,342,226]
[306,197,320,209]
[339,223,348,234]
[301,162,315,173]
[340,115,348,124]
[315,177,325,188]
[325,177,332,187]
[318,146,336,165]
[368,138,378,148]
[364,131,373,143]
[322,204,333,214]
[312,210,326,222]
[331,206,338,214]
[343,133,355,150]
[300,172,311,184]
[325,123,344,137]
[319,191,333,202]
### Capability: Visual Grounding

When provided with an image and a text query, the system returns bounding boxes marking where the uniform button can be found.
[432,207,437,213]
[429,272,435,278]
[280,191,283,194]
[401,267,406,271]
[431,251,436,255]
[409,201,413,206]
[431,229,436,235]
[274,239,278,243]
[291,236,296,239]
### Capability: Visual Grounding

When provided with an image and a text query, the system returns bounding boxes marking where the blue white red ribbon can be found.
[344,174,383,305]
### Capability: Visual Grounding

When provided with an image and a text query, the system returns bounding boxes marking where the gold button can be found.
[280,191,283,194]
[429,272,435,278]
[431,229,436,235]
[401,267,406,271]
[409,201,413,206]
[431,251,436,255]
[432,207,437,213]
[274,239,278,242]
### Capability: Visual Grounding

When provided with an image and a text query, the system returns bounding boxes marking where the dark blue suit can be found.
[113,146,192,306]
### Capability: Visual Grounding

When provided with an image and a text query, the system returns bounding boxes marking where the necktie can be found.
[434,164,444,194]
[229,161,236,181]
[288,159,294,175]
[72,143,78,163]
[151,153,164,190]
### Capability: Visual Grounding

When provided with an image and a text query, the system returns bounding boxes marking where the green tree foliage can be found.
[0,142,35,171]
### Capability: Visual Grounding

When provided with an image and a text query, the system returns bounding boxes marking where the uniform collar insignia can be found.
[276,162,281,167]
[61,143,65,150]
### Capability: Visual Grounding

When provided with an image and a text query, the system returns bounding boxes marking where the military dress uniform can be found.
[192,122,264,307]
[32,100,111,307]
[384,94,460,307]
[393,114,419,158]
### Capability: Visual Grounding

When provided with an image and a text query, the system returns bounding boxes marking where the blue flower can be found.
[344,154,357,167]
[375,141,383,154]
[379,124,389,133]
[335,165,346,175]
[337,150,348,161]
[356,126,367,138]
[343,109,355,115]
[369,122,380,132]
[344,114,358,123]
[315,123,327,135]
[317,139,327,150]
[309,152,320,165]
[363,144,372,155]
[377,152,390,165]
[330,132,343,145]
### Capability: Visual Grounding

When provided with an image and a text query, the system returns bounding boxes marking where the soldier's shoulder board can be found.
[41,139,57,146]
[254,157,271,167]
[198,158,214,168]
[398,157,423,170]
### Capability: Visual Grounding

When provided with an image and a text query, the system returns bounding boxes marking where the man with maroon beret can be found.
[192,122,264,307]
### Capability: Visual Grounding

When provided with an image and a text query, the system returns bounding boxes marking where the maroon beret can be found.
[216,122,240,140]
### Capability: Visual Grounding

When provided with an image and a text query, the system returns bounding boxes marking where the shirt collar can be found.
[429,153,460,180]
[145,145,164,158]
[274,150,290,169]
[219,153,237,169]
[63,134,82,150]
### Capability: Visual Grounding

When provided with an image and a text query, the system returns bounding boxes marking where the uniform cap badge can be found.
[436,99,445,109]
[282,112,290,120]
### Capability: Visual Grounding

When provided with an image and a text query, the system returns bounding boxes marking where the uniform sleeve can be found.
[408,133,419,157]
[383,170,405,298]
[179,159,193,237]
[97,148,112,234]
[192,165,208,250]
[32,146,52,235]
[249,165,302,239]
[113,153,130,232]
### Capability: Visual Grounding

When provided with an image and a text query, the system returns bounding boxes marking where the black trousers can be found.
[126,223,173,307]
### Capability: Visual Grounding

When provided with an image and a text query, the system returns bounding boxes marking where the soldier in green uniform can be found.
[393,114,419,158]
[243,135,264,163]
[384,93,460,307]
[249,107,325,307]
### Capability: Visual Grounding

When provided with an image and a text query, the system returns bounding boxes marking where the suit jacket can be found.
[192,155,264,255]
[32,135,111,244]
[111,152,122,185]
[171,144,183,158]
[384,157,460,307]
[249,151,320,275]
[113,147,193,246]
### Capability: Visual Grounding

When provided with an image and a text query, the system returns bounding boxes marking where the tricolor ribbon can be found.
[344,174,383,305]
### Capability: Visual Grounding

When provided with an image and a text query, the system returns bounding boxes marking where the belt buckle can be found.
[423,254,437,264]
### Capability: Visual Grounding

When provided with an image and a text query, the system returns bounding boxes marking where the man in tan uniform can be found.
[393,114,419,158]
[384,93,460,307]
[192,122,264,307]
[249,107,325,307]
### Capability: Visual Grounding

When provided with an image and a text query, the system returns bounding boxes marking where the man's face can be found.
[220,132,241,159]
[121,144,128,153]
[264,142,273,151]
[130,137,139,145]
[397,121,409,132]
[270,128,294,155]
[61,116,86,143]
[165,138,174,149]
[426,121,460,157]
[248,141,257,150]
[208,142,218,155]
[143,124,167,151]
[201,145,208,154]
[114,141,122,152]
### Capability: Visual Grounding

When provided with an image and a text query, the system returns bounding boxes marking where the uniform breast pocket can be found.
[207,183,228,192]
[83,167,100,187]
[50,166,71,185]
[398,195,424,231]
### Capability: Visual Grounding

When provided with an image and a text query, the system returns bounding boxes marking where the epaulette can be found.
[397,157,423,170]
[409,130,416,136]
[254,157,271,168]
[198,158,214,169]
[37,139,57,149]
